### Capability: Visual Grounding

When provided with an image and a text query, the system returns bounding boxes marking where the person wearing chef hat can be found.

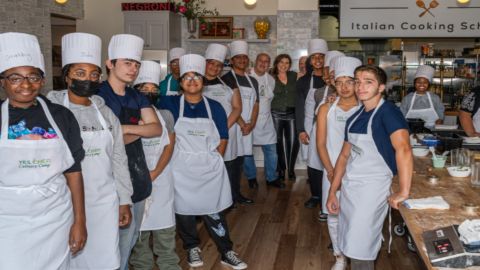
[316,56,362,270]
[327,65,412,270]
[0,32,87,269]
[129,60,181,270]
[202,44,245,198]
[243,52,285,188]
[296,40,334,211]
[160,47,186,96]
[221,40,259,205]
[46,32,133,270]
[97,33,163,270]
[400,64,444,128]
[159,54,247,269]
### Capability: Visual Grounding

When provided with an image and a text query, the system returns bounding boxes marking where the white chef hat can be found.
[62,32,102,68]
[334,56,363,80]
[308,39,328,56]
[169,47,186,62]
[134,60,161,86]
[229,40,248,58]
[108,34,144,62]
[325,50,345,67]
[329,55,344,73]
[414,65,435,82]
[0,32,44,74]
[180,54,206,77]
[205,43,227,63]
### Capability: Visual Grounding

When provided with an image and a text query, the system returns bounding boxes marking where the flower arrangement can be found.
[173,0,219,20]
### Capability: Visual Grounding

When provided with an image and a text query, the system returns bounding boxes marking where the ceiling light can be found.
[245,0,257,6]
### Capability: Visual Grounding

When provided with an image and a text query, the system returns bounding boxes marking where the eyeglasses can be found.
[70,70,102,82]
[182,75,202,82]
[334,80,356,88]
[2,73,43,85]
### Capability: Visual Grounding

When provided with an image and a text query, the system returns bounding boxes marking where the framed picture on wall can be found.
[232,28,245,39]
[199,16,233,39]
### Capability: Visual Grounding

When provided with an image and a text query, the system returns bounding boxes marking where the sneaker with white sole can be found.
[187,247,204,267]
[221,250,248,270]
[331,255,347,270]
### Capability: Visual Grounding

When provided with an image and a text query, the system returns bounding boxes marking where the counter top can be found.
[394,156,480,270]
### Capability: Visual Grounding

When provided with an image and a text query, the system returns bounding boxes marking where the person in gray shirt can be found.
[400,65,444,128]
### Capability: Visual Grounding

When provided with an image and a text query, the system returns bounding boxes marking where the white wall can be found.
[278,0,317,11]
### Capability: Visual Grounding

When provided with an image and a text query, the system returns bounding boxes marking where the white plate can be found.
[434,124,458,130]
[464,137,480,144]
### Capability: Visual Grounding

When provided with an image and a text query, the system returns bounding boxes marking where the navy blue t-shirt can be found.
[157,95,229,139]
[345,100,408,175]
[97,81,151,118]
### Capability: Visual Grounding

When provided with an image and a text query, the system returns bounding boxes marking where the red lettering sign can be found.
[121,2,173,11]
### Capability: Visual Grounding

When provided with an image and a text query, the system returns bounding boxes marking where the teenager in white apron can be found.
[219,40,258,205]
[245,53,284,188]
[0,32,86,269]
[400,65,444,128]
[49,32,135,270]
[168,54,247,269]
[326,65,412,270]
[316,56,361,270]
[129,60,181,270]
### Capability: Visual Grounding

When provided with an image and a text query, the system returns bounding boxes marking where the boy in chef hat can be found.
[400,64,444,128]
[98,33,163,270]
[160,47,186,96]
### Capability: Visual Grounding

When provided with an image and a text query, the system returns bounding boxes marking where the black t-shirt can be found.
[460,86,480,117]
[205,77,223,86]
[295,73,326,133]
[221,71,260,101]
[0,95,84,173]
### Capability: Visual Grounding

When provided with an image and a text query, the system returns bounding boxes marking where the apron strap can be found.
[426,92,439,119]
[179,95,185,118]
[63,92,110,131]
[1,100,10,141]
[367,98,384,135]
[204,97,213,120]
[216,77,233,93]
[166,76,172,94]
[231,70,255,92]
[38,97,66,140]
[407,92,417,113]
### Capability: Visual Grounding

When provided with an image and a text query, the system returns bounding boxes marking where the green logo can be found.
[18,159,51,168]
[85,148,102,157]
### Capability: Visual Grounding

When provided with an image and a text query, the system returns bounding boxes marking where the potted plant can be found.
[173,0,219,38]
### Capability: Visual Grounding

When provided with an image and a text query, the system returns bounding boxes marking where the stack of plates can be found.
[464,137,480,144]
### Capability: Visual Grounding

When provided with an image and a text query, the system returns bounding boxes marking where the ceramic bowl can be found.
[432,156,447,168]
[412,147,429,157]
[447,166,471,177]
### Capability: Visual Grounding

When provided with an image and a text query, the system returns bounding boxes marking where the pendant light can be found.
[55,0,68,4]
[457,0,470,4]
[244,0,257,6]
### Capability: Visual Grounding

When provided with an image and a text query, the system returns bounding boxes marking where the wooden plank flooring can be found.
[153,169,427,270]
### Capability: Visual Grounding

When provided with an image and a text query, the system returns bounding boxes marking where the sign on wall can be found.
[339,0,480,38]
[121,2,174,11]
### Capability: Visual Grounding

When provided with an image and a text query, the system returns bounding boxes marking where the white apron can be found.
[170,96,232,215]
[203,78,238,161]
[0,98,74,270]
[63,95,121,269]
[338,99,393,260]
[306,85,330,170]
[140,108,175,230]
[405,92,439,128]
[250,72,276,145]
[321,98,359,213]
[166,75,179,96]
[301,77,329,161]
[232,71,256,156]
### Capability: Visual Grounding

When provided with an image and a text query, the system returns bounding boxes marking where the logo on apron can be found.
[260,85,265,97]
[85,148,102,157]
[187,130,207,137]
[18,158,51,168]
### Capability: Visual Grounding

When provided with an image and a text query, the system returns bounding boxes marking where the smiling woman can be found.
[0,32,86,270]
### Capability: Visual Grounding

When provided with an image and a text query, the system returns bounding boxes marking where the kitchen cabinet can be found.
[124,11,181,50]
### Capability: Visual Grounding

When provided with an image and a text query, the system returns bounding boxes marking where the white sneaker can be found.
[221,250,248,270]
[187,247,204,267]
[331,255,347,270]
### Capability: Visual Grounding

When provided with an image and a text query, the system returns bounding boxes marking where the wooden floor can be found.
[171,169,427,270]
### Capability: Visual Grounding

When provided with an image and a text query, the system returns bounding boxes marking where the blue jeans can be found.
[119,200,145,270]
[243,144,278,182]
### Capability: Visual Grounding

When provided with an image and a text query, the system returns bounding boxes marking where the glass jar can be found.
[427,43,435,57]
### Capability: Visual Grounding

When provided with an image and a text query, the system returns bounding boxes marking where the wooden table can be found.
[395,157,480,270]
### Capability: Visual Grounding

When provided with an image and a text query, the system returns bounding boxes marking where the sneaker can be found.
[236,195,254,205]
[187,247,204,267]
[248,178,259,189]
[318,212,328,222]
[221,251,248,270]
[266,179,285,188]
[331,255,347,270]
[304,197,321,208]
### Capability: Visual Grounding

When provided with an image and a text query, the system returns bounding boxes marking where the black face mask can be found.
[144,92,160,105]
[69,79,100,97]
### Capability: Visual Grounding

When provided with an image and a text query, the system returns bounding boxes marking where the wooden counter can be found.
[394,157,480,270]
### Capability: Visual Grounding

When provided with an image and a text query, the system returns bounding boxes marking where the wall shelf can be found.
[185,38,270,43]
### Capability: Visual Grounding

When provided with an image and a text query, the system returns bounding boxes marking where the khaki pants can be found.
[129,226,181,270]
